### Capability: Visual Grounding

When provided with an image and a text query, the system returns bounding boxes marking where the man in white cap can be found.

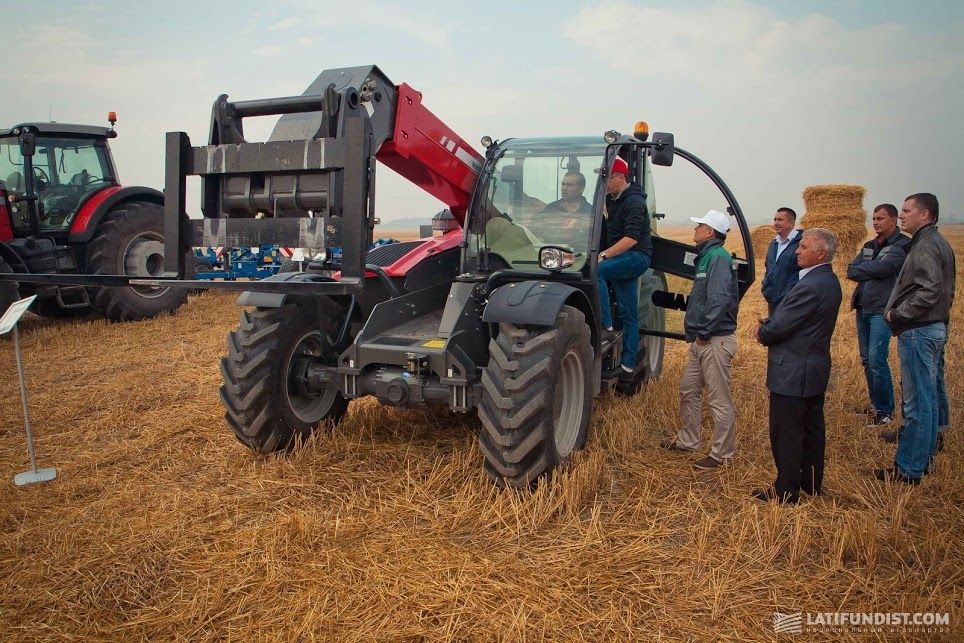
[663,209,740,470]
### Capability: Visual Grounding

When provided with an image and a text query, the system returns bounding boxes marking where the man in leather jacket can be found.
[876,193,955,484]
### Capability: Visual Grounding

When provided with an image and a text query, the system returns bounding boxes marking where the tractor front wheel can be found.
[478,305,593,489]
[220,298,350,453]
[86,201,187,321]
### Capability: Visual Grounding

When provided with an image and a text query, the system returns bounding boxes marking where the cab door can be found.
[622,137,755,343]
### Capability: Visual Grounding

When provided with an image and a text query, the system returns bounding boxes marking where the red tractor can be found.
[0,115,190,320]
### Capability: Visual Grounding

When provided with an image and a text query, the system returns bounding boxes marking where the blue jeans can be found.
[895,322,947,479]
[598,251,651,369]
[937,345,949,432]
[855,311,895,415]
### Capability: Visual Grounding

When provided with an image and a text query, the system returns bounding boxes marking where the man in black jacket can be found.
[598,156,652,390]
[876,193,955,484]
[753,228,842,504]
[846,204,910,427]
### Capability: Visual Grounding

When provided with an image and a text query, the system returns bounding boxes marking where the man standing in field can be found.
[846,204,910,428]
[877,193,955,484]
[662,209,739,470]
[753,228,842,505]
[761,207,802,316]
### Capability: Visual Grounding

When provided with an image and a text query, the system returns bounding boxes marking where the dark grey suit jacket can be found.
[758,263,842,397]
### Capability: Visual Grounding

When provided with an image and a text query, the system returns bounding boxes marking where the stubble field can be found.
[0,227,961,641]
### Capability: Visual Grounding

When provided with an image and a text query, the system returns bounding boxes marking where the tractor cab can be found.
[0,122,118,237]
[466,136,607,274]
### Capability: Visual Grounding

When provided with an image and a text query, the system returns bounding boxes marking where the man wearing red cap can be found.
[598,155,653,391]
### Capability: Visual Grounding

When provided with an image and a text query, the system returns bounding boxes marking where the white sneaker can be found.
[867,413,893,428]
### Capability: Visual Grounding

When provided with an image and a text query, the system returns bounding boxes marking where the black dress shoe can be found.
[751,487,775,502]
[873,467,921,485]
[880,426,904,443]
[751,487,798,505]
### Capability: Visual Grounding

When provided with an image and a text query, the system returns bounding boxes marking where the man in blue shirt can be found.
[761,207,801,316]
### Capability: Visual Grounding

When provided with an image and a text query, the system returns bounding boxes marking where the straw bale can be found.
[750,225,774,277]
[801,184,870,272]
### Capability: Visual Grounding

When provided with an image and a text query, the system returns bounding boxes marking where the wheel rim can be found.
[553,345,585,455]
[285,329,339,423]
[124,233,170,298]
[643,334,663,376]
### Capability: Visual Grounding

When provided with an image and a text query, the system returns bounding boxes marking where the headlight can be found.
[540,246,575,271]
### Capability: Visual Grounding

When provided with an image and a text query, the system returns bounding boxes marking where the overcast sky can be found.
[4,0,961,225]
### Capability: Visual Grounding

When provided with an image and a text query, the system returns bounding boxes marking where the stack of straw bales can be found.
[800,184,869,273]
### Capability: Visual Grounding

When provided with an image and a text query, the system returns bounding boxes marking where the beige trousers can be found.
[675,334,737,461]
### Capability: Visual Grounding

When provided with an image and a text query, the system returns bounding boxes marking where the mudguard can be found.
[482,280,588,327]
[68,186,164,242]
[236,271,338,308]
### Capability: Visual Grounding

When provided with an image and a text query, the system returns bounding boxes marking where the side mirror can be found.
[500,165,523,183]
[650,132,674,167]
[19,131,36,157]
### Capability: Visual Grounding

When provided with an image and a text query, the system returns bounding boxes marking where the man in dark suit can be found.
[761,207,802,316]
[753,228,843,504]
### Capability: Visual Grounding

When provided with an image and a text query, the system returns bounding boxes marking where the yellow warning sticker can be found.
[422,340,446,348]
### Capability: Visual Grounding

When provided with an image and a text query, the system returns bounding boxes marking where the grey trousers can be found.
[675,334,738,461]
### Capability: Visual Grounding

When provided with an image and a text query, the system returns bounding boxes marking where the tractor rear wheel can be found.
[0,258,18,315]
[637,269,667,382]
[86,201,187,321]
[478,305,592,489]
[220,298,349,453]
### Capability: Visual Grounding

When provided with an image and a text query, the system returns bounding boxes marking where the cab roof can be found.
[0,123,112,138]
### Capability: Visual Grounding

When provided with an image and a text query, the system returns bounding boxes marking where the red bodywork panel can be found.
[69,186,124,236]
[379,229,461,278]
[336,229,463,281]
[0,191,11,241]
[376,83,482,226]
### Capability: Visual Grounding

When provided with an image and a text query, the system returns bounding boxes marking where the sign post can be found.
[1,295,57,486]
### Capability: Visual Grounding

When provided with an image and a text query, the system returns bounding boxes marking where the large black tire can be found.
[0,257,18,317]
[637,269,667,382]
[478,305,593,489]
[220,298,349,453]
[86,201,187,321]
